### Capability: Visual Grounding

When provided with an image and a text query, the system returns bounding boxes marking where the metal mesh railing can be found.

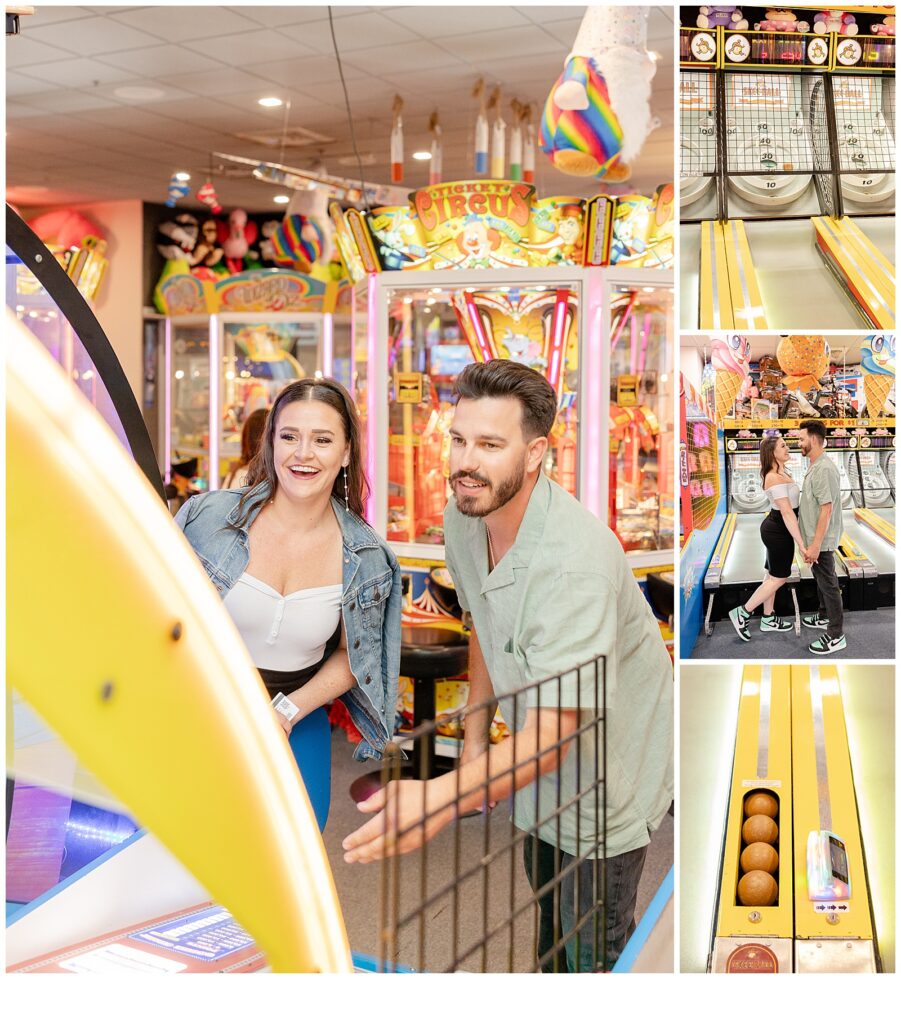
[371,655,608,973]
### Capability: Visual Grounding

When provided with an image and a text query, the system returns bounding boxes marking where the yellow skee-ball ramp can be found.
[6,311,351,972]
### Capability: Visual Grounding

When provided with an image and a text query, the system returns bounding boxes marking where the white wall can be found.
[680,346,704,392]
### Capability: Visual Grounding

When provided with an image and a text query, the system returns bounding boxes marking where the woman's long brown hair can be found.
[759,436,787,488]
[233,378,369,528]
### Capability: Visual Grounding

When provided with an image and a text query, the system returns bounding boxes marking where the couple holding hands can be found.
[729,420,847,656]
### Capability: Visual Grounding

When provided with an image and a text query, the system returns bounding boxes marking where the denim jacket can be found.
[175,484,401,762]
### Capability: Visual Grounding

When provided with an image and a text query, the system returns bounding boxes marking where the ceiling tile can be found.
[109,6,262,42]
[6,102,48,120]
[229,6,368,29]
[242,54,364,90]
[6,71,57,96]
[515,6,588,24]
[343,40,464,76]
[5,36,78,69]
[16,56,136,89]
[433,25,566,64]
[99,44,226,76]
[25,16,164,56]
[19,6,96,26]
[382,7,532,37]
[13,90,121,114]
[182,28,317,66]
[155,66,276,98]
[282,11,420,55]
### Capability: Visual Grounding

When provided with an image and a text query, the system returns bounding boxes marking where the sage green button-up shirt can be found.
[799,454,844,552]
[444,474,673,859]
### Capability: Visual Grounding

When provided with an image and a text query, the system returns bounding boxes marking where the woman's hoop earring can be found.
[344,466,349,512]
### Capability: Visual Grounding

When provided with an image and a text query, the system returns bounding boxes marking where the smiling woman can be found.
[175,377,402,832]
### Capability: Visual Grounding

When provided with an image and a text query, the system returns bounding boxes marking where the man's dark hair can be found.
[799,418,827,443]
[453,359,557,439]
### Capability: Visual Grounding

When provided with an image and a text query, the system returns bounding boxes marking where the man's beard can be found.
[451,462,526,517]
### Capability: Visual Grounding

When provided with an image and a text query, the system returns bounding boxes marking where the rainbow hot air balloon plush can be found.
[539,57,624,178]
[860,333,895,417]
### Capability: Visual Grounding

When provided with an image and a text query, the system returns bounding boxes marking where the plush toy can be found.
[262,214,325,274]
[29,208,102,251]
[544,5,656,174]
[185,217,224,277]
[755,10,810,32]
[711,334,751,422]
[540,59,625,178]
[870,15,895,36]
[814,11,857,35]
[860,334,895,417]
[697,6,748,31]
[156,213,199,261]
[218,209,259,275]
[776,335,830,391]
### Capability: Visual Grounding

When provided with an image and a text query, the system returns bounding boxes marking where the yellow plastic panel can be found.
[717,664,793,939]
[791,665,873,942]
[6,314,351,972]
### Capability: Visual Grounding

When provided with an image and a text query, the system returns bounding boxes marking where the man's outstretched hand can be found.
[342,779,455,864]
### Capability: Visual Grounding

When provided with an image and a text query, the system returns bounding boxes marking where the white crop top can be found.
[764,481,801,510]
[223,574,342,672]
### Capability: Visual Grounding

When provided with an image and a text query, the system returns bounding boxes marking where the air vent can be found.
[234,127,335,148]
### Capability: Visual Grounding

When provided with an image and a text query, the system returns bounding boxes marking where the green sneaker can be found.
[802,613,830,630]
[808,633,847,656]
[728,605,751,641]
[761,614,793,633]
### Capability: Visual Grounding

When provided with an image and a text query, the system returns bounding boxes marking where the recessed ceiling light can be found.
[412,151,432,161]
[258,97,284,108]
[113,85,165,101]
[273,194,290,204]
[174,171,191,182]
[649,51,661,62]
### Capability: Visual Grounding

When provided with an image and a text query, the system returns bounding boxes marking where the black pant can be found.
[811,550,843,636]
[523,834,648,973]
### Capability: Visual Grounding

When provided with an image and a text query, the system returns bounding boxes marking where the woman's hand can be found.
[798,544,808,561]
[276,710,294,737]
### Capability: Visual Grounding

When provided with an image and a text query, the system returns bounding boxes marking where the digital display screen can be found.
[430,345,473,377]
[829,835,849,884]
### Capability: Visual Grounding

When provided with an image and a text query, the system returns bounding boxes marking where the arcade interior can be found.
[6,5,676,978]
[680,332,895,658]
[679,5,896,330]
[681,663,894,974]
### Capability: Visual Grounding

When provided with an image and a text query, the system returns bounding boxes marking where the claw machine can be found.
[157,310,352,491]
[342,180,674,647]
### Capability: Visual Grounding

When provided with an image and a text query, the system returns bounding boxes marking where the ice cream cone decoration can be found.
[166,174,190,208]
[488,87,506,180]
[711,333,751,422]
[390,96,404,184]
[860,333,895,417]
[776,335,830,391]
[428,111,443,187]
[522,107,536,184]
[197,180,222,215]
[473,79,489,175]
[715,371,743,422]
[509,100,523,182]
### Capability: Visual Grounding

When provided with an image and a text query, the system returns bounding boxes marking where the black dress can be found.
[760,481,799,579]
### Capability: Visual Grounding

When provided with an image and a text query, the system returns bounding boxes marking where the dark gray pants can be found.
[811,550,843,637]
[523,834,648,973]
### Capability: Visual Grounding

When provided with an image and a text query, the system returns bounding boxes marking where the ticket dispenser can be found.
[791,665,876,973]
[712,665,794,973]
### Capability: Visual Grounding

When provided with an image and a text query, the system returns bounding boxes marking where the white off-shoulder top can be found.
[223,573,342,672]
[764,480,801,510]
